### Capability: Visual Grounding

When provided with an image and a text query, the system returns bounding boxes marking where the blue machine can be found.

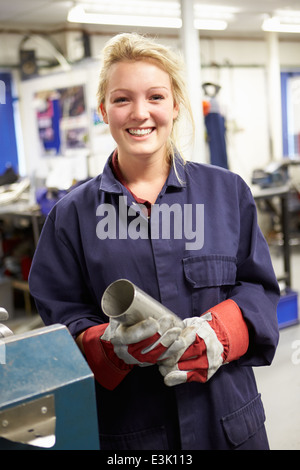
[0,323,100,450]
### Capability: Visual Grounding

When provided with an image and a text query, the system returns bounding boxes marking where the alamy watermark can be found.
[291,339,300,365]
[96,196,204,250]
[0,339,6,364]
[0,80,6,105]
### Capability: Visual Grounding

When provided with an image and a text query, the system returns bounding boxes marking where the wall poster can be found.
[35,85,88,156]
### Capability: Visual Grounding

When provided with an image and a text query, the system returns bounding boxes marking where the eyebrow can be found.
[109,86,170,95]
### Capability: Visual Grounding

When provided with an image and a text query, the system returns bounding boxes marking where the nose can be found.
[130,99,149,121]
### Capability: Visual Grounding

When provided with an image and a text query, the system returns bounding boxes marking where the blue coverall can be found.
[29,153,280,450]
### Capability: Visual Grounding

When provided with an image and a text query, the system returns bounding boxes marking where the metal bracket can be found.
[0,394,56,448]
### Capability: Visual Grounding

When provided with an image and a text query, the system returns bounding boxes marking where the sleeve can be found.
[28,208,102,339]
[230,183,280,366]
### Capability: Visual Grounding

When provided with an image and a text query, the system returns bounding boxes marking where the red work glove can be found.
[82,315,182,390]
[82,322,132,391]
[159,299,249,386]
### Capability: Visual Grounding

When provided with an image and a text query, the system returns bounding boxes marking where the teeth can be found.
[128,128,152,136]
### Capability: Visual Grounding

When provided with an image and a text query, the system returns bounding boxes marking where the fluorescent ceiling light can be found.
[68,4,181,28]
[194,18,227,31]
[68,3,229,30]
[72,0,180,17]
[275,10,300,23]
[194,3,234,31]
[194,4,238,20]
[262,16,300,33]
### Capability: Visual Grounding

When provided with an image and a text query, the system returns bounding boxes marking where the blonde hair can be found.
[97,33,194,168]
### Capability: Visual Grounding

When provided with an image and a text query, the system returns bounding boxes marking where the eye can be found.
[150,94,165,101]
[113,97,128,103]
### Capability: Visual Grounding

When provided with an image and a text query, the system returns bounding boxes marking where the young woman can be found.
[29,33,280,450]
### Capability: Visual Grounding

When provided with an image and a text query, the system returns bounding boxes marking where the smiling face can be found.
[100,60,179,164]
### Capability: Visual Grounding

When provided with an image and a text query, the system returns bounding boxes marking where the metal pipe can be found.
[101,279,183,328]
[0,308,8,322]
[0,307,13,338]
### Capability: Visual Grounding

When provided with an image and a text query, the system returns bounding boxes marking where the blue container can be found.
[277,289,299,328]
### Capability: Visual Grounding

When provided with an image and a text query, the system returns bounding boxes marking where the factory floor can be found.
[254,245,300,450]
[3,245,300,451]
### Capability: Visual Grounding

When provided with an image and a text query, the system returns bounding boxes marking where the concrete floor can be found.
[254,245,300,450]
[255,322,300,450]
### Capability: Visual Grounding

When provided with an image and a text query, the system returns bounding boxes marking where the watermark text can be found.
[0,80,6,104]
[0,339,6,364]
[291,339,300,365]
[96,196,204,250]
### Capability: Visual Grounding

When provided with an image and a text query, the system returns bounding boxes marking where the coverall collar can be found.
[99,151,186,195]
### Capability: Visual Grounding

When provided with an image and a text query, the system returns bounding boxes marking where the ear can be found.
[99,102,108,123]
[173,101,179,120]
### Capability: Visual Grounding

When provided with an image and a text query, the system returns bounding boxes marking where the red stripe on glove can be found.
[127,332,169,363]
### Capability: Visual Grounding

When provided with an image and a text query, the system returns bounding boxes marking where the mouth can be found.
[127,127,155,136]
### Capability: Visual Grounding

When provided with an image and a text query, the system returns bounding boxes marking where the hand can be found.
[81,310,183,390]
[104,315,183,366]
[159,300,249,386]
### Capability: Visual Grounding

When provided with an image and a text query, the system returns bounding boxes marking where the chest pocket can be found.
[183,255,237,315]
